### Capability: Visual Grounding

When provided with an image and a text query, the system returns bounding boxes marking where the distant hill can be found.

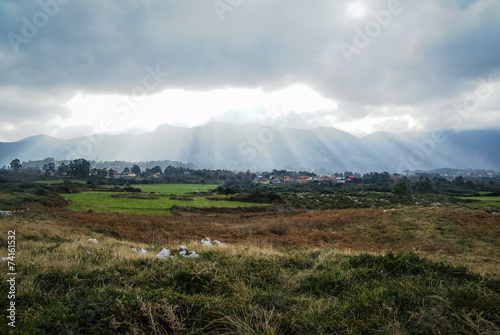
[1,123,499,172]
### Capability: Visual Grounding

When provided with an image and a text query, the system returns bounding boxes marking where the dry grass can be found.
[2,203,500,276]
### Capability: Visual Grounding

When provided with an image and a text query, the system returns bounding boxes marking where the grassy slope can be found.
[1,205,499,334]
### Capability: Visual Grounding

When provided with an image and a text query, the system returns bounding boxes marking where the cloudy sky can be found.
[0,0,499,142]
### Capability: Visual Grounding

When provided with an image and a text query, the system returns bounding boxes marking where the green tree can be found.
[131,165,141,176]
[453,176,465,185]
[10,159,22,171]
[151,166,162,175]
[58,162,69,176]
[392,180,413,202]
[68,159,91,179]
[98,168,108,179]
[416,177,434,193]
[42,162,56,174]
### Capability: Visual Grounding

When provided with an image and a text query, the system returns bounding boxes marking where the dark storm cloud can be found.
[0,0,499,141]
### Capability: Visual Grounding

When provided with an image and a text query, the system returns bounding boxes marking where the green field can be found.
[458,195,500,208]
[130,183,217,194]
[62,184,266,214]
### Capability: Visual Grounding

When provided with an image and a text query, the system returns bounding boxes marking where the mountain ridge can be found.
[1,123,499,172]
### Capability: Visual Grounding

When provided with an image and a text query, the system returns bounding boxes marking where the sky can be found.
[0,0,499,142]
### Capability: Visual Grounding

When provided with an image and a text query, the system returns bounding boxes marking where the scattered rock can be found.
[87,238,99,244]
[201,237,225,247]
[201,238,212,246]
[0,211,12,217]
[156,248,171,259]
[185,251,199,258]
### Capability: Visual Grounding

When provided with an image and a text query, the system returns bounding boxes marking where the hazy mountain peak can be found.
[1,124,499,172]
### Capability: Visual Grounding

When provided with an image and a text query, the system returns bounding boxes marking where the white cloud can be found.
[61,84,338,135]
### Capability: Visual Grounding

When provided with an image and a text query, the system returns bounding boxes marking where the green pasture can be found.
[458,195,500,208]
[130,183,218,194]
[61,184,266,214]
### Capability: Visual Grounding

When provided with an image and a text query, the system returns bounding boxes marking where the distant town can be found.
[4,157,500,186]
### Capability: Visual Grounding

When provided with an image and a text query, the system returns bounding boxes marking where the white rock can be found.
[213,240,225,246]
[87,238,99,244]
[0,211,12,217]
[185,251,199,258]
[178,249,187,256]
[201,238,212,247]
[139,248,148,254]
[156,248,171,259]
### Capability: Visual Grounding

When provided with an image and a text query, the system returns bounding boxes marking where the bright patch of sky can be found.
[63,85,339,136]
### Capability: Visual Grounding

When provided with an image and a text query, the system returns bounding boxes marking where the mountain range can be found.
[1,123,499,172]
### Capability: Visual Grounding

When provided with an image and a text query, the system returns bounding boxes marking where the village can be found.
[252,174,357,184]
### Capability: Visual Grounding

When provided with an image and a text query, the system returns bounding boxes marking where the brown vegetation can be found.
[15,204,500,275]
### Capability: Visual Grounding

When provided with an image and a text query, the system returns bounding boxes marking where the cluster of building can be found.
[112,171,137,178]
[254,175,356,184]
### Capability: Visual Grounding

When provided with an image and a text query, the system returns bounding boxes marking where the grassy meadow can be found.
[458,195,500,209]
[62,184,267,214]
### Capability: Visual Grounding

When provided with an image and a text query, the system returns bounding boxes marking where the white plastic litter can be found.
[178,249,187,256]
[87,238,99,244]
[201,238,212,246]
[139,248,148,254]
[156,248,171,259]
